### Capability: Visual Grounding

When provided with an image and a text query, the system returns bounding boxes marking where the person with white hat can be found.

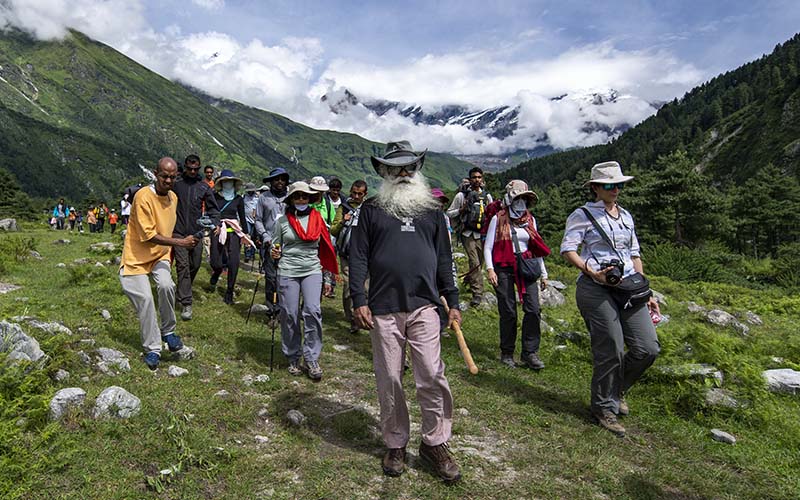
[270,181,338,380]
[349,141,462,483]
[483,180,551,370]
[210,170,254,304]
[560,161,661,437]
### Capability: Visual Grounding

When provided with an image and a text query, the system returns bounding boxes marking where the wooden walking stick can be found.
[441,297,479,375]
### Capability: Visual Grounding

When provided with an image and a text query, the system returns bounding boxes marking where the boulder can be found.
[53,369,70,382]
[53,239,71,245]
[94,348,130,374]
[77,351,91,365]
[0,321,47,365]
[0,283,22,294]
[100,310,112,321]
[56,263,66,268]
[93,386,141,418]
[50,388,87,420]
[73,257,91,265]
[656,363,723,384]
[168,365,188,377]
[763,369,800,394]
[548,280,567,290]
[287,409,305,426]
[14,318,73,336]
[249,304,269,315]
[686,301,706,313]
[710,429,736,445]
[741,311,763,326]
[651,289,667,305]
[254,374,270,383]
[704,388,741,408]
[0,218,18,231]
[705,309,749,336]
[89,242,117,253]
[29,250,43,260]
[540,286,566,307]
[172,346,196,360]
[254,435,270,444]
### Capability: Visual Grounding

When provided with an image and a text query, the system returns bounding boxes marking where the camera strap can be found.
[579,207,624,263]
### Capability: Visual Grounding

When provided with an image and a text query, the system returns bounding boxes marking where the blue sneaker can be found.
[163,333,184,352]
[144,352,160,370]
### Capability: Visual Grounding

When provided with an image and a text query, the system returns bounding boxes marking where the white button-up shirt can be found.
[560,201,640,279]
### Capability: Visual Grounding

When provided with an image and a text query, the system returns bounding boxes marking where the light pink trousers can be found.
[370,304,453,449]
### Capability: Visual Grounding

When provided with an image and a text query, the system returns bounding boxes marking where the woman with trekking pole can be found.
[270,181,338,380]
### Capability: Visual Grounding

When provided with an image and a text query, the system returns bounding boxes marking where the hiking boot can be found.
[143,352,160,371]
[500,354,516,368]
[592,409,626,437]
[419,442,461,483]
[162,333,184,352]
[306,360,323,381]
[618,397,629,416]
[223,290,234,305]
[180,305,192,321]
[348,323,360,335]
[210,271,221,287]
[287,360,302,376]
[520,352,545,370]
[382,447,406,477]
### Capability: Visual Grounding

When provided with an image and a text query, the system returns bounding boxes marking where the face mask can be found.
[221,181,235,201]
[294,203,309,212]
[509,198,527,219]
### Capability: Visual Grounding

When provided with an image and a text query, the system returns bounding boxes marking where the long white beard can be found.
[375,173,439,220]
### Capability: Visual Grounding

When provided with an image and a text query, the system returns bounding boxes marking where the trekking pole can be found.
[269,244,280,373]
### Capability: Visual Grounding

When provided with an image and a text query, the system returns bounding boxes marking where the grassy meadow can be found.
[1,224,799,499]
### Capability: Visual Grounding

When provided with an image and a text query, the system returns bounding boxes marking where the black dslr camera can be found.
[194,216,216,239]
[599,258,624,285]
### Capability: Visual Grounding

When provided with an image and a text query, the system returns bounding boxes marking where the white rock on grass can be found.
[651,289,667,305]
[54,239,71,245]
[457,408,470,417]
[540,320,555,334]
[332,344,350,352]
[17,319,73,336]
[89,242,117,253]
[28,250,43,260]
[215,389,231,399]
[93,386,141,418]
[73,258,91,265]
[742,311,763,325]
[705,388,741,408]
[53,369,70,382]
[548,280,567,290]
[657,363,724,384]
[540,286,566,307]
[50,387,87,420]
[94,348,130,374]
[0,218,18,231]
[0,283,22,294]
[172,346,196,360]
[254,435,269,444]
[249,304,269,315]
[168,365,189,377]
[0,321,47,365]
[100,310,112,321]
[94,262,105,268]
[763,369,800,394]
[705,309,749,336]
[452,252,466,259]
[254,374,270,383]
[686,301,706,313]
[710,429,736,445]
[56,263,66,268]
[287,409,305,426]
[78,351,91,365]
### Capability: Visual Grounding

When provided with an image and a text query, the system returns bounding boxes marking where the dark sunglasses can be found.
[601,183,624,191]
[185,166,200,171]
[293,192,310,199]
[384,161,421,177]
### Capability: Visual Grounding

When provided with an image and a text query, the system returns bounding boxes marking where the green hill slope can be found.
[499,33,800,187]
[0,29,470,204]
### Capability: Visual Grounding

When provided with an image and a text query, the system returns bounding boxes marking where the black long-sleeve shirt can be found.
[214,193,247,227]
[349,200,459,315]
[172,175,220,236]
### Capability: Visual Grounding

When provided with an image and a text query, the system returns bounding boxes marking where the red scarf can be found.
[491,209,551,299]
[286,209,339,275]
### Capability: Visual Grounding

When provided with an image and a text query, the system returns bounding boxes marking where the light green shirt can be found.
[271,214,322,277]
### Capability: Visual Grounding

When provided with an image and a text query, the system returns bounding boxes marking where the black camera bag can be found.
[511,226,542,283]
[579,208,652,309]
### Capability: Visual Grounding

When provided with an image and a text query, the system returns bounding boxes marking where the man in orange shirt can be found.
[119,157,199,370]
[108,209,119,234]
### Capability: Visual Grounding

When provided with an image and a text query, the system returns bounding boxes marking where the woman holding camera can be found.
[271,181,338,380]
[484,180,551,370]
[561,161,660,437]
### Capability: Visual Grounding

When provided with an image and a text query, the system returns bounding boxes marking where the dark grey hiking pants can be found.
[174,243,202,306]
[576,276,660,413]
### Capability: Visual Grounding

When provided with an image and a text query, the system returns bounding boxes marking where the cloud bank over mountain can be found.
[1,0,781,156]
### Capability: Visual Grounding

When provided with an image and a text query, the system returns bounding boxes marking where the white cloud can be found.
[0,0,704,156]
[192,0,225,10]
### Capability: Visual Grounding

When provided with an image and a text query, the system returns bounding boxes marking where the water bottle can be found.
[650,309,661,324]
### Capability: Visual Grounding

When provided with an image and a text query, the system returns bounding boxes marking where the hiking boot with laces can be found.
[143,352,160,371]
[287,360,302,376]
[419,442,461,483]
[520,352,545,370]
[592,409,626,437]
[500,353,516,368]
[306,360,323,381]
[382,447,406,477]
[162,333,184,352]
[180,304,192,321]
[618,396,629,416]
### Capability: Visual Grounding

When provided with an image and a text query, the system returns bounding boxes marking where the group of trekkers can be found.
[117,142,661,483]
[50,198,125,234]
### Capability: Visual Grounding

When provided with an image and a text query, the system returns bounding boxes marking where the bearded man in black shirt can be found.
[349,141,462,483]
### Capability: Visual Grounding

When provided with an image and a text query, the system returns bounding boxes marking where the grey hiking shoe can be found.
[500,354,516,368]
[287,360,302,376]
[419,442,461,483]
[592,409,626,437]
[520,352,545,370]
[382,447,406,477]
[618,397,629,416]
[306,360,323,381]
[180,305,192,321]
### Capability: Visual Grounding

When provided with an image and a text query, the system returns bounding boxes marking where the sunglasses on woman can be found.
[601,183,624,191]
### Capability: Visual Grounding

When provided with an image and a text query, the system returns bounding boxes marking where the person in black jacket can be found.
[172,154,220,320]
[210,170,253,304]
[349,141,462,483]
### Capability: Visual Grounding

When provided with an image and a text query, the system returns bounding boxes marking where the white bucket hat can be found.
[308,176,329,192]
[584,161,634,187]
[503,179,538,207]
[286,181,316,198]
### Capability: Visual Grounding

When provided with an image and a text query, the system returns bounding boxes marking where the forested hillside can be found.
[496,33,800,267]
[0,29,470,206]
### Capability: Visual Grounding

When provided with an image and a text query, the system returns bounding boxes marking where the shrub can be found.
[643,242,728,282]
[773,242,800,289]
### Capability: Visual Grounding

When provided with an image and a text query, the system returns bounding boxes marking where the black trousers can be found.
[260,246,279,311]
[211,233,241,292]
[494,266,542,356]
[174,243,203,306]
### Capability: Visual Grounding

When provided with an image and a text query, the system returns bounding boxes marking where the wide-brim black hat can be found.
[370,140,426,177]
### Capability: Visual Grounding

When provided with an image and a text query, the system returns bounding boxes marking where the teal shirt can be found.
[271,214,322,277]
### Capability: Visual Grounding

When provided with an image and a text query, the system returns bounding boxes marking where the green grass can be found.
[1,225,799,499]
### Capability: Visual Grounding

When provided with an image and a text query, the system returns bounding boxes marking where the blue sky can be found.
[2,0,799,153]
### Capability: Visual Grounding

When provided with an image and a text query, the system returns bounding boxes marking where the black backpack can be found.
[462,189,489,232]
[335,206,361,259]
